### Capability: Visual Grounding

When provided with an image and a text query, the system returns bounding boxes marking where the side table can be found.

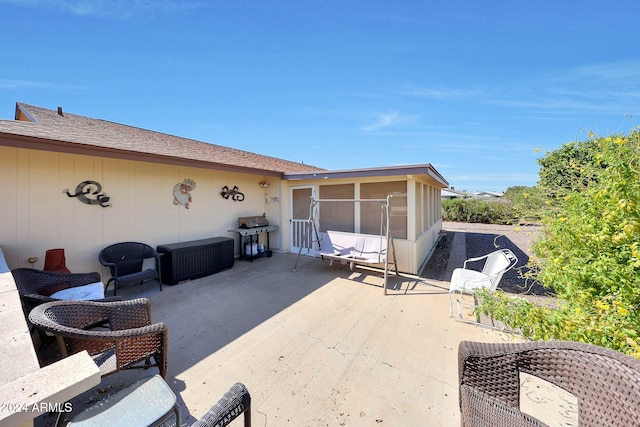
[68,375,180,427]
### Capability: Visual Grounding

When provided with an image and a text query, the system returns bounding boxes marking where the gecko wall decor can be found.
[220,185,245,201]
[63,180,111,207]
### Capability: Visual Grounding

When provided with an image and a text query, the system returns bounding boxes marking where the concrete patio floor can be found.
[37,251,522,426]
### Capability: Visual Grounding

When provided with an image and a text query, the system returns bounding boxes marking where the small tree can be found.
[479,130,640,357]
[537,137,600,195]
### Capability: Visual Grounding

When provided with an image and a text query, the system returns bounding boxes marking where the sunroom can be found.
[283,164,448,275]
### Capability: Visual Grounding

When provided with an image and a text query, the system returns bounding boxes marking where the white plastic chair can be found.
[449,249,518,318]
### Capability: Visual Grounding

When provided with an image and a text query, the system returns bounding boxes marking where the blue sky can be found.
[1,1,639,192]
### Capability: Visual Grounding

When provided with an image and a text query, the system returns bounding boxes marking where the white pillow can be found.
[50,282,105,301]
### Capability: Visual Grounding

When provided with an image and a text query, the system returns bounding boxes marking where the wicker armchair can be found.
[458,340,640,427]
[99,242,162,296]
[11,268,119,316]
[192,382,251,427]
[28,298,168,379]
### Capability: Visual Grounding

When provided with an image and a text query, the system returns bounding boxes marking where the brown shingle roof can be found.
[0,103,324,175]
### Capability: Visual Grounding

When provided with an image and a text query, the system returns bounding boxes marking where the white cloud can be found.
[393,61,640,119]
[361,111,403,132]
[571,61,640,82]
[0,78,85,90]
[0,0,204,19]
[488,60,640,116]
[396,83,479,99]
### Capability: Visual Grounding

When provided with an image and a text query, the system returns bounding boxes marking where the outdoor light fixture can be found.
[259,181,269,188]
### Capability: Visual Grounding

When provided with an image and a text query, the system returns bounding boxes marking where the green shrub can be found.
[442,198,516,224]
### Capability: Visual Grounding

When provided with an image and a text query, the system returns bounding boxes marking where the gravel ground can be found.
[423,221,552,297]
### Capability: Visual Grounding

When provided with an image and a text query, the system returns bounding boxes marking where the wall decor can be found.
[220,185,245,202]
[63,180,111,207]
[173,179,196,209]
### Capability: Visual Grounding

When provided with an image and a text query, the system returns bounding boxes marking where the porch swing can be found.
[292,195,398,294]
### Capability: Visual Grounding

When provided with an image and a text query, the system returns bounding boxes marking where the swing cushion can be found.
[314,231,387,264]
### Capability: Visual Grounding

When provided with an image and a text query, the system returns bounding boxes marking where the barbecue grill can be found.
[228,215,278,261]
[238,215,269,229]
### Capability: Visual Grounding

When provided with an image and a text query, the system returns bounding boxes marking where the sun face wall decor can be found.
[173,179,196,209]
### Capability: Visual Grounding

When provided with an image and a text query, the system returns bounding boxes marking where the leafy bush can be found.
[477,130,640,358]
[536,138,600,195]
[441,198,515,224]
[502,185,550,223]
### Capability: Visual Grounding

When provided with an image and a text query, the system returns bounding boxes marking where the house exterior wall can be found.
[0,144,444,277]
[411,177,444,272]
[0,146,283,275]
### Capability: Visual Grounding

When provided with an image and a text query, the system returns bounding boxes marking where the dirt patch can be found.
[423,222,554,298]
[421,231,452,280]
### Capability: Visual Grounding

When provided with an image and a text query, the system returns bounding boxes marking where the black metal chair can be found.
[99,242,162,296]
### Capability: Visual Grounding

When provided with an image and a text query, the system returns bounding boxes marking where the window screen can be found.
[319,184,354,232]
[360,181,407,239]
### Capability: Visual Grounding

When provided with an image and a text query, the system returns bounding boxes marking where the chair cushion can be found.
[50,282,105,301]
[43,248,71,274]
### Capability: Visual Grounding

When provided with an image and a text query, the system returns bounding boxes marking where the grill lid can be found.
[238,216,269,228]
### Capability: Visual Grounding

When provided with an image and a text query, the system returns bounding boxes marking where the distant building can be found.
[441,188,472,199]
[442,188,503,199]
[474,191,504,198]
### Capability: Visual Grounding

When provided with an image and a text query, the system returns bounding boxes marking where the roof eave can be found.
[283,164,449,187]
[0,132,285,177]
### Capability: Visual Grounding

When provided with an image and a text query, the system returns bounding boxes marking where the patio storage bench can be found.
[157,237,234,285]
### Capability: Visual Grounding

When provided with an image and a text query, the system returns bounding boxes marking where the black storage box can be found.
[157,237,234,285]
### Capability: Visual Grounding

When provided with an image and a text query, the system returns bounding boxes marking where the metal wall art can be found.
[63,180,111,207]
[221,185,244,202]
[173,179,196,209]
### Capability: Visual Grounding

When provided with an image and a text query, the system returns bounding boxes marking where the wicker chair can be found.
[28,298,168,379]
[192,382,251,427]
[99,242,162,296]
[11,268,119,315]
[458,340,640,427]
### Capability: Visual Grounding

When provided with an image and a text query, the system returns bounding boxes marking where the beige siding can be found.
[0,148,19,267]
[0,146,282,275]
[1,145,444,277]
